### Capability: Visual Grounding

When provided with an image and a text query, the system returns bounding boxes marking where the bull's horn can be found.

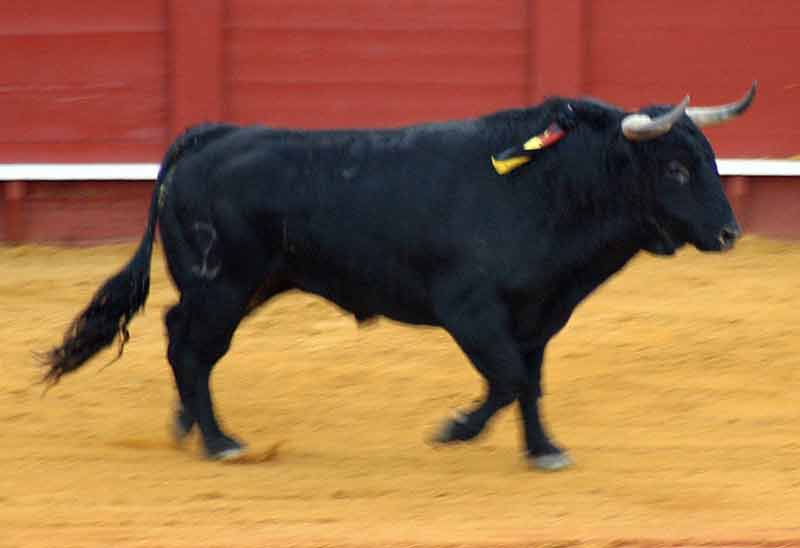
[686,81,757,128]
[621,96,690,141]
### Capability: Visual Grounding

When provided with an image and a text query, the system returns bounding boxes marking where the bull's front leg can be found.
[433,383,517,443]
[430,292,524,446]
[518,346,572,471]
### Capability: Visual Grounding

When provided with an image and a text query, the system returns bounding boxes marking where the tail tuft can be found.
[41,254,150,385]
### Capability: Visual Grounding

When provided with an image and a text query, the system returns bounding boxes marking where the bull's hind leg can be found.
[165,285,249,459]
[165,304,197,443]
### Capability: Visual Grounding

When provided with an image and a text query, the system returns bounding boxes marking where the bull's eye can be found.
[666,161,690,185]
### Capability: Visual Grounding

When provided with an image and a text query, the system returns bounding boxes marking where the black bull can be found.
[43,84,755,470]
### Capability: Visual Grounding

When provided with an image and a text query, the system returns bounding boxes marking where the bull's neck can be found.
[547,211,643,284]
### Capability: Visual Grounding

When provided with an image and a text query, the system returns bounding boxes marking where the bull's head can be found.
[620,82,756,255]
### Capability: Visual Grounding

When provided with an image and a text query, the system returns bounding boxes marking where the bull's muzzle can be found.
[718,223,742,251]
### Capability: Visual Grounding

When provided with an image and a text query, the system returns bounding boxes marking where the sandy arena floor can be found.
[1,237,799,547]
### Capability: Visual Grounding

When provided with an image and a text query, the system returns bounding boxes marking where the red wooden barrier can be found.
[169,0,225,135]
[2,182,27,243]
[1,1,799,243]
[0,1,168,163]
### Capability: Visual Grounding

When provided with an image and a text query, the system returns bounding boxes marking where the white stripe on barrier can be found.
[0,159,799,181]
[0,163,160,181]
[715,159,800,177]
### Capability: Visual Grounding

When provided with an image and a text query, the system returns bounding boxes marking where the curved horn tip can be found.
[746,80,758,102]
[686,81,757,127]
[735,80,758,109]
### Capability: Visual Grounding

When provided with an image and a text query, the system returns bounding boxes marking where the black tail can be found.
[42,123,238,385]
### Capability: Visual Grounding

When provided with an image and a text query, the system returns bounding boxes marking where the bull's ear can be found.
[491,122,567,175]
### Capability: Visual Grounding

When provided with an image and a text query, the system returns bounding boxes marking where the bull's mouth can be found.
[693,239,724,253]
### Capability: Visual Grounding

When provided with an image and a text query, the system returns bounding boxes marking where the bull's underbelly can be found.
[287,253,439,327]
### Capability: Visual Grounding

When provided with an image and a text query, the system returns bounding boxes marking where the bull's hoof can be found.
[205,436,246,461]
[431,412,481,444]
[527,452,573,471]
[171,406,195,444]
